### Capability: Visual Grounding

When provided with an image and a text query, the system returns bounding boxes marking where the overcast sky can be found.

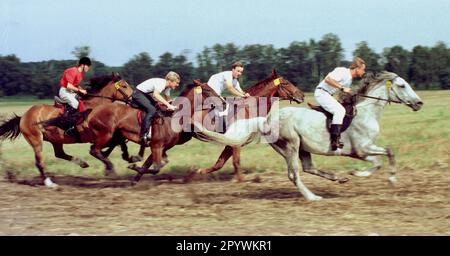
[1,0,449,66]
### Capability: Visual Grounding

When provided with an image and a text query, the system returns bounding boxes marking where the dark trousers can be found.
[131,90,157,137]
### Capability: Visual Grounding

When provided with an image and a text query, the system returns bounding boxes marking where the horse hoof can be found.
[44,177,59,188]
[128,156,142,163]
[338,177,350,184]
[80,162,90,168]
[306,195,323,201]
[148,169,160,175]
[105,170,118,178]
[350,170,372,177]
[197,168,209,175]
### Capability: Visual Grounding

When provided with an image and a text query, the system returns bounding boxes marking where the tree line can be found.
[1,33,449,98]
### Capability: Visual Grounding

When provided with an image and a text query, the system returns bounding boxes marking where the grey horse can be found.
[194,71,423,201]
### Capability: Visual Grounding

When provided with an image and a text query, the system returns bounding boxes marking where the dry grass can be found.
[0,91,449,235]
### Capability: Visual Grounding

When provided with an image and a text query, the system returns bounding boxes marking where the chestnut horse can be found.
[195,69,305,181]
[0,74,133,187]
[84,80,223,179]
[131,70,304,182]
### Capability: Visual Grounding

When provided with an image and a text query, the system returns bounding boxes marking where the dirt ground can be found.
[0,163,449,236]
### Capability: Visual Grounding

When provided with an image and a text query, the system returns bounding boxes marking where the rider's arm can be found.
[324,76,351,93]
[152,90,172,107]
[225,81,246,97]
[67,83,87,94]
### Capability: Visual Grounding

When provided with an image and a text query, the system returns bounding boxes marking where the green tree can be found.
[71,46,91,59]
[353,41,381,70]
[314,33,344,81]
[382,46,410,79]
[429,41,450,89]
[409,45,432,89]
[121,52,153,85]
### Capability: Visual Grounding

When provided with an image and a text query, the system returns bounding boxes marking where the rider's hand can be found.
[79,89,87,95]
[342,87,352,93]
[167,104,177,111]
[243,93,250,98]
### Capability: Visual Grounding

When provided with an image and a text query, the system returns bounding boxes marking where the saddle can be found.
[129,100,173,126]
[54,96,85,114]
[307,101,356,133]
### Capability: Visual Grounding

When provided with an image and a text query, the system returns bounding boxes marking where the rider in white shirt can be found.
[314,57,366,150]
[132,71,180,144]
[207,62,250,98]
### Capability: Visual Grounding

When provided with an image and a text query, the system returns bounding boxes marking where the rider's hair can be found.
[165,71,180,82]
[349,57,366,70]
[78,57,92,67]
[231,61,244,70]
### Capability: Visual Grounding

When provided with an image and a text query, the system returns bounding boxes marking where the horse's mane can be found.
[86,73,122,94]
[245,72,279,95]
[339,70,398,105]
[356,70,398,95]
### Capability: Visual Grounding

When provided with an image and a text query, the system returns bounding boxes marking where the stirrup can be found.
[65,126,77,137]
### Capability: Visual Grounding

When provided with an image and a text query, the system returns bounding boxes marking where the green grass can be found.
[0,91,449,178]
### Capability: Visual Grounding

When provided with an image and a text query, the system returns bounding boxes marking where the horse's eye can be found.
[398,84,405,88]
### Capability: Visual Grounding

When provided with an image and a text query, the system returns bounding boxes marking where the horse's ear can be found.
[272,69,278,77]
[193,79,202,86]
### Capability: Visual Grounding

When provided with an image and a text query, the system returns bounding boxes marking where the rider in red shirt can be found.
[58,57,90,137]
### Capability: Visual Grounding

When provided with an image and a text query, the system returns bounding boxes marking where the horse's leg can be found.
[232,146,244,182]
[51,142,89,168]
[197,146,233,174]
[138,144,146,159]
[89,136,117,178]
[132,146,164,183]
[101,132,141,163]
[269,142,294,182]
[350,155,382,177]
[118,140,142,163]
[24,134,57,188]
[351,145,397,184]
[285,143,322,201]
[299,150,349,183]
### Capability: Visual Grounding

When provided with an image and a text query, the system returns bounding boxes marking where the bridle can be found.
[84,80,132,104]
[273,77,300,103]
[356,77,403,104]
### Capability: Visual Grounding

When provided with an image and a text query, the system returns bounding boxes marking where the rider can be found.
[207,61,250,98]
[314,57,366,151]
[132,71,180,145]
[58,57,90,136]
[207,61,250,132]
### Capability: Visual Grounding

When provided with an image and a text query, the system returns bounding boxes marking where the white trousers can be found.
[314,89,345,125]
[58,87,79,109]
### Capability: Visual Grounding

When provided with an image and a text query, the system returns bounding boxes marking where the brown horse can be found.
[195,69,304,181]
[84,80,223,179]
[131,69,304,182]
[0,74,133,187]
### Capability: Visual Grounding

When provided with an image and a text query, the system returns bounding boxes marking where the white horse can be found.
[194,71,423,201]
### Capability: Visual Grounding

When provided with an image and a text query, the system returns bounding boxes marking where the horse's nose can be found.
[412,101,423,111]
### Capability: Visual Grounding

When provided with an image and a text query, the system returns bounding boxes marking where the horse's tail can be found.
[192,121,258,146]
[0,114,22,141]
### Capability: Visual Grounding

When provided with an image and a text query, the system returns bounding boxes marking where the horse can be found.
[193,71,423,200]
[84,80,223,180]
[195,69,305,181]
[0,74,134,187]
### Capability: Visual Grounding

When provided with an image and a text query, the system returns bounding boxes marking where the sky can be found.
[1,0,449,66]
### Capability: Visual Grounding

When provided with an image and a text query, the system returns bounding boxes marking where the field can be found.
[0,91,449,235]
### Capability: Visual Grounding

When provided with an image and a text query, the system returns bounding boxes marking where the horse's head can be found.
[175,80,225,114]
[357,71,423,111]
[87,73,133,102]
[270,70,305,104]
[247,69,304,103]
[389,76,423,111]
[110,78,134,102]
